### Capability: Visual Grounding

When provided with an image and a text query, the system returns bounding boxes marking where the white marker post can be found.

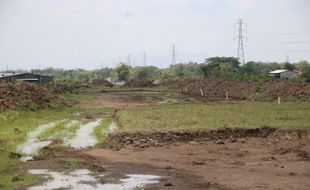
[278,96,281,104]
[200,88,204,97]
[226,92,229,101]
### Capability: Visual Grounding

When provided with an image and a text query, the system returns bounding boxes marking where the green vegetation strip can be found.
[117,102,310,133]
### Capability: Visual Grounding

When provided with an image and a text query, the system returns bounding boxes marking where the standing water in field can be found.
[17,120,63,161]
[64,120,80,128]
[65,119,102,149]
[28,169,160,190]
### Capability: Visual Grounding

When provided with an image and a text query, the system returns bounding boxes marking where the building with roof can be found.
[0,73,53,83]
[269,70,298,79]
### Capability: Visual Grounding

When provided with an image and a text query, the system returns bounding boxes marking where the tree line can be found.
[6,57,310,83]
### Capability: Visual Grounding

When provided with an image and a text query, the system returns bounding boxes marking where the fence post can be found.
[278,96,281,104]
[200,88,204,97]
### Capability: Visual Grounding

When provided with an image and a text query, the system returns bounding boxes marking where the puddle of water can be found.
[65,119,102,149]
[17,121,63,161]
[106,122,119,135]
[28,169,160,190]
[65,120,80,128]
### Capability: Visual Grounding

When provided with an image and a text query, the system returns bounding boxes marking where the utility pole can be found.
[143,52,146,67]
[235,19,247,64]
[127,54,131,66]
[171,44,176,65]
[286,54,290,63]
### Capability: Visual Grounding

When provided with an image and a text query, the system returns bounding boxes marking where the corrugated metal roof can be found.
[0,73,23,77]
[269,70,288,74]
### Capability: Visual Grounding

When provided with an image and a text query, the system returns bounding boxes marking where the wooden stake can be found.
[278,96,281,104]
[226,92,229,101]
[200,88,204,97]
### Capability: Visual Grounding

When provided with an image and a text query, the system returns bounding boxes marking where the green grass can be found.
[117,102,310,133]
[94,119,113,144]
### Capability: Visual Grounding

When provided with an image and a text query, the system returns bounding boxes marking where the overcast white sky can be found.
[0,0,309,70]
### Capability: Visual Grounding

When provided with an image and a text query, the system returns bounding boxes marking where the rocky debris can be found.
[103,127,293,149]
[214,140,225,144]
[192,161,206,165]
[164,78,310,101]
[280,148,310,160]
[261,156,276,161]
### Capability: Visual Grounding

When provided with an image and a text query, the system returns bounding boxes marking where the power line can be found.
[247,42,310,53]
[247,27,310,35]
[235,18,247,64]
[207,27,234,56]
[248,33,310,44]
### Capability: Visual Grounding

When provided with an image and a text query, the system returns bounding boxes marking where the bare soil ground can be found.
[84,133,310,190]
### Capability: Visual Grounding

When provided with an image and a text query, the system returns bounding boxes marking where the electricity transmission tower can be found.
[171,44,176,65]
[235,19,247,64]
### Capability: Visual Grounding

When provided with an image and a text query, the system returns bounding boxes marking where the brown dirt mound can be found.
[122,79,155,88]
[164,78,310,101]
[47,82,85,94]
[91,79,113,87]
[0,81,65,112]
[102,127,307,149]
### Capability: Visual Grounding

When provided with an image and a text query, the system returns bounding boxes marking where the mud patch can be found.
[28,169,160,190]
[65,119,102,149]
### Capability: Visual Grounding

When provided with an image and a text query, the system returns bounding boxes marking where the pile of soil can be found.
[0,81,65,111]
[47,82,86,94]
[164,78,310,101]
[122,79,155,88]
[91,79,113,87]
[103,127,295,149]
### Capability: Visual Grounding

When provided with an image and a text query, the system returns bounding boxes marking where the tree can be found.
[282,62,295,71]
[115,64,130,81]
[201,57,240,78]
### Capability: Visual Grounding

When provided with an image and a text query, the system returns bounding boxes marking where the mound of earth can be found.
[0,81,65,112]
[91,79,113,87]
[164,78,310,101]
[103,127,310,149]
[122,79,155,88]
[48,82,83,94]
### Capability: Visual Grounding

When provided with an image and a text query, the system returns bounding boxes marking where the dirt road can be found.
[84,134,310,190]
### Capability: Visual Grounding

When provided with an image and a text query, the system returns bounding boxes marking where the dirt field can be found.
[85,130,310,190]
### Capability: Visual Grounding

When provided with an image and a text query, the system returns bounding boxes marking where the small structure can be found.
[0,72,53,83]
[269,70,298,79]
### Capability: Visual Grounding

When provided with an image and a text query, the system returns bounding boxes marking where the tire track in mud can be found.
[65,119,102,149]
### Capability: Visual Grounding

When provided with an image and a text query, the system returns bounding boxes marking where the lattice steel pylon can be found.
[235,19,247,64]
